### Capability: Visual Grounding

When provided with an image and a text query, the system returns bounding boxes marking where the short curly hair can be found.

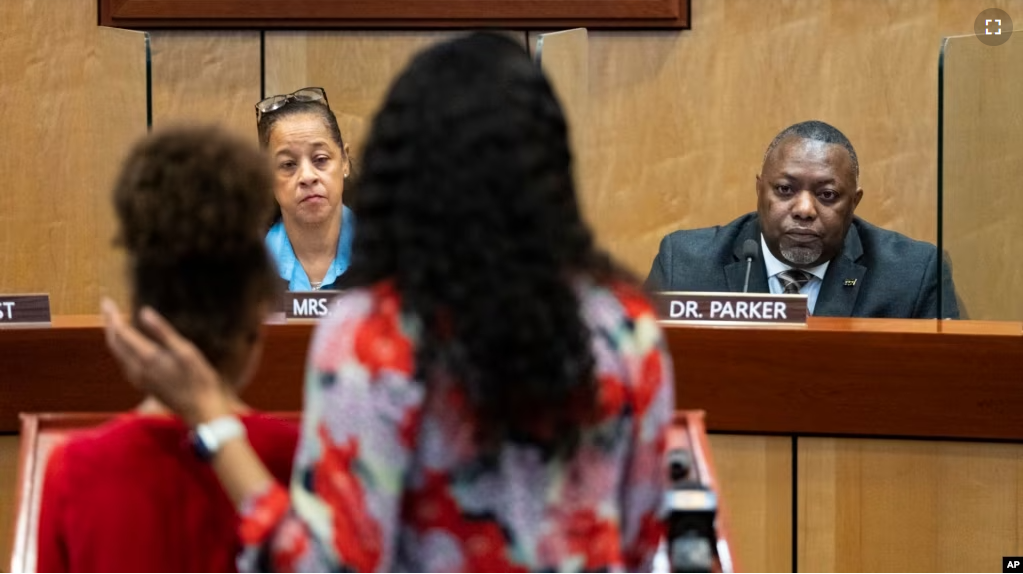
[112,125,279,373]
[348,33,628,454]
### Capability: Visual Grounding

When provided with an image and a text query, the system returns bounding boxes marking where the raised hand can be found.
[101,298,230,426]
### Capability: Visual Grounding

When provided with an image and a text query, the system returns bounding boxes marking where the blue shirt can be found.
[266,206,355,291]
[761,234,829,315]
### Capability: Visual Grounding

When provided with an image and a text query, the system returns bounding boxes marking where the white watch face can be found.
[196,416,246,455]
[196,425,220,451]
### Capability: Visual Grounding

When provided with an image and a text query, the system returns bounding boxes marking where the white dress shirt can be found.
[760,234,829,315]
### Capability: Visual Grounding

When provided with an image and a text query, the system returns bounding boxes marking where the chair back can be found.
[9,411,299,573]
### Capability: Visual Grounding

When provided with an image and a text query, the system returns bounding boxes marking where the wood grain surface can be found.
[798,437,1023,572]
[149,31,262,139]
[263,30,465,162]
[668,317,1023,440]
[708,434,792,573]
[0,0,147,315]
[0,317,310,433]
[99,0,690,30]
[2,316,1021,439]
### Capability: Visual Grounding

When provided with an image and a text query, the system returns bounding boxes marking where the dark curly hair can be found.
[112,125,279,377]
[347,33,626,454]
[256,100,353,222]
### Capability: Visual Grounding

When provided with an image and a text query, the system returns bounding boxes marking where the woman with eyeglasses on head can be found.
[36,126,299,572]
[257,87,354,291]
[102,33,674,572]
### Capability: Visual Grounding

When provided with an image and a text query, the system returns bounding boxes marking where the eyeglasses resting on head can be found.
[255,87,329,123]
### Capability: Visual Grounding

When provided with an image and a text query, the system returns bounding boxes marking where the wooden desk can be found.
[2,316,1023,572]
[2,316,1020,437]
[669,317,1023,440]
[0,316,310,433]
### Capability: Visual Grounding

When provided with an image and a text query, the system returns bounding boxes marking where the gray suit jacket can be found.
[645,212,960,319]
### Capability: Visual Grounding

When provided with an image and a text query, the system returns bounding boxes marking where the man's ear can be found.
[756,174,764,200]
[852,187,864,210]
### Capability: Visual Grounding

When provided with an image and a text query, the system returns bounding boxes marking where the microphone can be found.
[741,239,758,293]
[665,447,718,573]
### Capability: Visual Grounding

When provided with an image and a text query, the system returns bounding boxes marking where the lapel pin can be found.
[844,279,857,287]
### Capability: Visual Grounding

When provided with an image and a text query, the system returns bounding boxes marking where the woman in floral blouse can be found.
[102,32,675,572]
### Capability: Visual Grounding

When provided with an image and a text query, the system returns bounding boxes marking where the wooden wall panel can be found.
[572,0,1023,279]
[99,0,689,30]
[708,434,792,573]
[799,437,1023,572]
[531,29,594,223]
[534,29,589,146]
[149,31,262,140]
[263,32,464,165]
[0,0,147,315]
[0,436,18,570]
[941,34,1023,321]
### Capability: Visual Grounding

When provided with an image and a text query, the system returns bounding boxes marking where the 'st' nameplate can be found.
[651,291,808,326]
[0,294,51,327]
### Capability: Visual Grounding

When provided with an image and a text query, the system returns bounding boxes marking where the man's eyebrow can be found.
[776,172,838,185]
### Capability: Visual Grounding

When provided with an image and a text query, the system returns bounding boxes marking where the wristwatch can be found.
[190,415,246,461]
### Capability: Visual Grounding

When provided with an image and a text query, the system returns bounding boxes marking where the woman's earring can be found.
[344,172,349,179]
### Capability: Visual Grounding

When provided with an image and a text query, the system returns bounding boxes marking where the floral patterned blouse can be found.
[239,280,674,572]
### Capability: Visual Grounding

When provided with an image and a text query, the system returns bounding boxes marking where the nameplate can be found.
[651,291,808,326]
[0,294,52,326]
[283,291,340,321]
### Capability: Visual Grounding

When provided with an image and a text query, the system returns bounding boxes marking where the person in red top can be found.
[36,126,300,573]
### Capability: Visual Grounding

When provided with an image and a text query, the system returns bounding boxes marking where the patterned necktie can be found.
[777,269,811,294]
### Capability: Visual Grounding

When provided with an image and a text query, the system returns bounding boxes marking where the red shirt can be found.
[37,412,298,573]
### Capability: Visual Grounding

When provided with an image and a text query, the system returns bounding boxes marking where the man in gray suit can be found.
[646,121,959,319]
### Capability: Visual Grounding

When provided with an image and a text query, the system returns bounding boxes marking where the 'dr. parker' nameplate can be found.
[0,294,52,326]
[651,291,808,326]
[283,291,341,321]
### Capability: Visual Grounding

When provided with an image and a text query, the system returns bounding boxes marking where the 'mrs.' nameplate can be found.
[283,291,340,321]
